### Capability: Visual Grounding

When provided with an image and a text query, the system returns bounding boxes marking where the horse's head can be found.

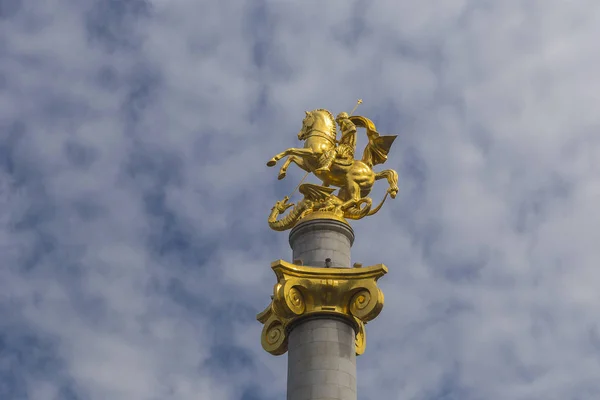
[298,111,314,141]
[297,109,336,143]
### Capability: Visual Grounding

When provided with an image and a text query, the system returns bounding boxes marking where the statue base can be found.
[295,210,350,228]
[258,217,388,400]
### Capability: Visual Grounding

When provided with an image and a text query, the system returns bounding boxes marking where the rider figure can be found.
[316,112,357,172]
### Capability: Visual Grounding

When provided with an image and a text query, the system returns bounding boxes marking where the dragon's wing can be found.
[299,183,336,202]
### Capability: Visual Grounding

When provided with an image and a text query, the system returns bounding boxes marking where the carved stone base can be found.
[257,259,387,356]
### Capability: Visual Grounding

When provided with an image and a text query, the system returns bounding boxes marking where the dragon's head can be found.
[272,197,295,214]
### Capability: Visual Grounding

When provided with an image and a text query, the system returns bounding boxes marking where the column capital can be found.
[257,260,387,356]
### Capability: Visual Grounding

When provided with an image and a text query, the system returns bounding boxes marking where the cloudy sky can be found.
[1,0,600,399]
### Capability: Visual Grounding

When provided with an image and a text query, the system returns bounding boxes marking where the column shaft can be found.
[289,219,354,269]
[287,318,357,400]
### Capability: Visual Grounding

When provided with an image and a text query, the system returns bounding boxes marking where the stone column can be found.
[257,216,387,400]
[287,218,357,400]
[289,218,354,269]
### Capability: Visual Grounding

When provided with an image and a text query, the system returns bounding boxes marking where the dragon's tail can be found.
[366,192,389,217]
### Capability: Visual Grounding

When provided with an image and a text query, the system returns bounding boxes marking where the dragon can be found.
[268,184,389,231]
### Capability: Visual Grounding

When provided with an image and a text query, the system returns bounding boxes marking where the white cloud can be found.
[1,0,600,399]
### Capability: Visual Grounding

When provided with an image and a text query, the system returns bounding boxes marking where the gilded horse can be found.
[267,109,399,211]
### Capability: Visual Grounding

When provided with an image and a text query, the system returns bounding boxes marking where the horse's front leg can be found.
[278,155,310,180]
[267,148,314,167]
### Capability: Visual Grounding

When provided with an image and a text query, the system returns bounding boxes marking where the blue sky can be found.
[1,0,600,399]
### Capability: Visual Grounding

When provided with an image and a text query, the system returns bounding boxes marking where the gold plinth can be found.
[257,260,387,356]
[293,210,350,228]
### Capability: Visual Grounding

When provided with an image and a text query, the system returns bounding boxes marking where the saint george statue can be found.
[266,101,399,231]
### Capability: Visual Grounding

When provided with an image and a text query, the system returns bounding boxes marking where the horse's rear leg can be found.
[341,180,362,210]
[375,169,399,198]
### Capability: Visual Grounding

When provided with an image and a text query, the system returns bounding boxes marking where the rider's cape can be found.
[349,116,397,167]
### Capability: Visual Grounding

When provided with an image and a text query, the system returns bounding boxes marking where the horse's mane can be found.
[312,109,336,137]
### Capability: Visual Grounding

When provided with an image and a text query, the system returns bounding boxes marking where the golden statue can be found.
[267,102,399,231]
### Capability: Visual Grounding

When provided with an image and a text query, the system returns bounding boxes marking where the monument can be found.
[258,101,399,400]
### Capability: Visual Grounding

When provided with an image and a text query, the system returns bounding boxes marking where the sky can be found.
[1,0,600,399]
